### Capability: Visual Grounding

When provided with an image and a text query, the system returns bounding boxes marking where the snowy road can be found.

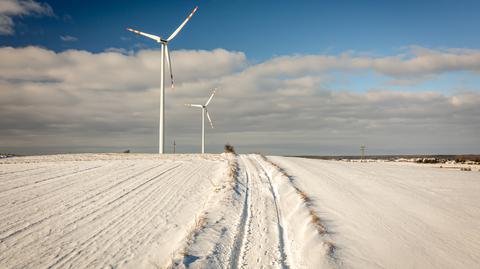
[167,154,291,268]
[172,154,334,269]
[268,156,480,269]
[236,155,288,268]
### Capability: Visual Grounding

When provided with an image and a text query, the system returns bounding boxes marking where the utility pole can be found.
[173,140,176,154]
[360,145,366,162]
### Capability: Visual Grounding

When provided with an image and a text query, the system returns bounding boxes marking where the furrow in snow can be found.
[0,162,167,244]
[0,162,174,267]
[44,164,184,269]
[66,162,208,268]
[0,154,227,269]
[0,162,138,226]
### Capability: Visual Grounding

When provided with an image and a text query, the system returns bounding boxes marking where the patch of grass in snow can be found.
[165,213,208,268]
[227,154,239,191]
[323,240,336,256]
[181,214,208,255]
[294,189,327,235]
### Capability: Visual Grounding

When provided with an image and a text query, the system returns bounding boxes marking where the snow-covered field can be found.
[0,154,228,268]
[1,154,479,268]
[269,156,480,269]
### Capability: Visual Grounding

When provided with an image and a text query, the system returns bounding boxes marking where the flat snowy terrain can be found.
[0,154,228,268]
[269,156,480,269]
[1,154,479,268]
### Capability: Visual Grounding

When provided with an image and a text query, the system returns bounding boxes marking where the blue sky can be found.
[2,0,480,60]
[1,0,480,155]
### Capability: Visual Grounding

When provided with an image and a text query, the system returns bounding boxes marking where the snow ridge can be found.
[260,155,339,269]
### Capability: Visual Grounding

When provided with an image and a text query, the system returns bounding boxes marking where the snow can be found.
[0,154,228,268]
[169,154,335,269]
[268,156,480,269]
[1,153,480,268]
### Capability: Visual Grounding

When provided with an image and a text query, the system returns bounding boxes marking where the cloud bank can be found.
[0,46,479,155]
[0,0,53,35]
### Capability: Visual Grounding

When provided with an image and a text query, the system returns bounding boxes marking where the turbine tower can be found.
[185,89,216,153]
[127,6,198,154]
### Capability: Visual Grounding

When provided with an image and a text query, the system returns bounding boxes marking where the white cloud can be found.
[243,47,480,80]
[370,47,480,77]
[0,0,53,35]
[60,35,78,42]
[0,46,479,155]
[0,14,14,35]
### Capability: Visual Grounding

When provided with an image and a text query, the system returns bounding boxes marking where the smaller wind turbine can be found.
[185,89,216,153]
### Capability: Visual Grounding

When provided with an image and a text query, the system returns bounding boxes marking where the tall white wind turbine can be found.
[185,89,216,154]
[127,6,198,154]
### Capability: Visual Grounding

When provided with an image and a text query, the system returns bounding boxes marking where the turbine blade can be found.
[205,88,216,106]
[167,6,198,41]
[206,109,214,128]
[185,104,203,108]
[165,45,174,89]
[127,28,161,42]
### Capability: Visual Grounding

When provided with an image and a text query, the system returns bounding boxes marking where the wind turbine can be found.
[127,6,198,154]
[185,89,216,154]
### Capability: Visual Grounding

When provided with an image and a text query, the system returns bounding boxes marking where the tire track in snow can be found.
[68,162,206,268]
[8,162,179,265]
[0,163,94,196]
[45,163,185,269]
[0,163,104,194]
[0,162,135,221]
[235,155,289,269]
[0,156,223,269]
[0,162,164,244]
[229,155,251,268]
[0,162,176,268]
[254,155,289,269]
[0,165,47,179]
[65,160,220,269]
[0,163,137,216]
[0,164,52,176]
